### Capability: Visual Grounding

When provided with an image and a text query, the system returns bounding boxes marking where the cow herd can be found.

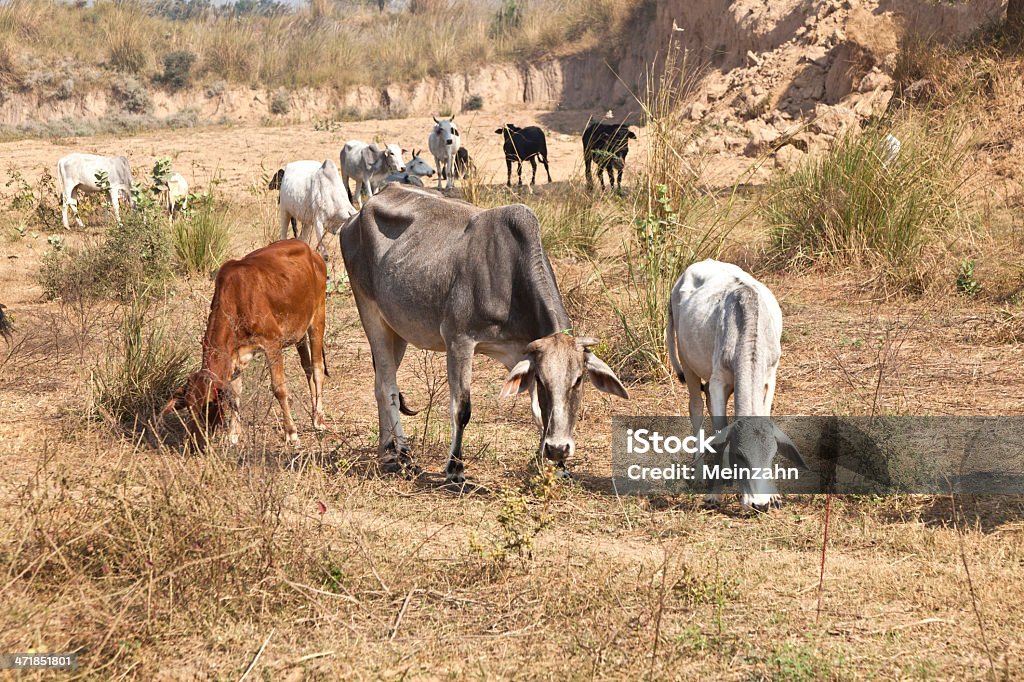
[40,114,800,512]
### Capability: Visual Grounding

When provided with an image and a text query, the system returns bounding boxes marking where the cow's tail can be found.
[665,297,685,386]
[398,392,419,416]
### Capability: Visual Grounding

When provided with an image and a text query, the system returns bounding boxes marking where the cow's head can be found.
[500,334,628,469]
[161,370,230,436]
[406,150,435,178]
[705,418,806,512]
[384,143,406,173]
[494,124,519,141]
[432,116,459,146]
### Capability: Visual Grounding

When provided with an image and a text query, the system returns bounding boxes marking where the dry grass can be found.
[0,0,644,95]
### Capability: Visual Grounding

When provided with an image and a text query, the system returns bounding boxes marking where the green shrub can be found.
[39,205,174,302]
[763,116,976,290]
[172,200,231,275]
[159,50,196,91]
[464,94,484,111]
[91,295,191,431]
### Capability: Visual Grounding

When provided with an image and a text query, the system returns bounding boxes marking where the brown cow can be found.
[162,239,328,445]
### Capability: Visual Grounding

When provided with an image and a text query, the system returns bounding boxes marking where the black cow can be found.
[495,124,552,187]
[583,122,637,190]
[440,147,474,181]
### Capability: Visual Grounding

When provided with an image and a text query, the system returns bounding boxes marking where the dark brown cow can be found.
[162,239,328,445]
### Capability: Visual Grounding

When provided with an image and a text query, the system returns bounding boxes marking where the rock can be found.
[704,135,726,154]
[810,103,857,136]
[744,119,781,156]
[775,144,806,170]
[688,101,708,121]
[859,70,893,93]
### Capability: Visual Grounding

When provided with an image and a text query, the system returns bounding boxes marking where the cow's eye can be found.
[573,375,584,388]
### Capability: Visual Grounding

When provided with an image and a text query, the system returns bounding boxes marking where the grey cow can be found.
[339,140,405,206]
[57,153,136,229]
[341,185,629,483]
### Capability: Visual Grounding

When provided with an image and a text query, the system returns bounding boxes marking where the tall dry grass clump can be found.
[91,295,191,431]
[172,200,232,275]
[763,113,978,291]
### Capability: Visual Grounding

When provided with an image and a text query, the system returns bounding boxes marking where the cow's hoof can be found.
[381,458,421,479]
[286,434,300,448]
[553,465,572,480]
[445,472,466,485]
[741,493,781,513]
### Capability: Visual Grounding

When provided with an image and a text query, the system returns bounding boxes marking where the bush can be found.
[464,94,483,111]
[39,204,174,302]
[91,295,191,430]
[269,87,290,115]
[172,200,231,275]
[108,35,148,74]
[762,115,976,291]
[112,77,153,115]
[159,50,196,91]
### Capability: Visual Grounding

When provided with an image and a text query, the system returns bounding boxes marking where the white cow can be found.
[666,259,804,512]
[376,150,435,189]
[277,160,357,259]
[57,153,136,229]
[428,116,461,190]
[166,172,189,218]
[339,140,405,206]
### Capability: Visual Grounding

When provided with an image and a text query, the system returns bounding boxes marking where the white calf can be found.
[166,173,188,218]
[666,259,803,512]
[339,140,405,206]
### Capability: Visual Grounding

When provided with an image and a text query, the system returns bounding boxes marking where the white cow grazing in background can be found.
[339,140,405,206]
[57,153,136,229]
[166,172,189,218]
[666,259,804,512]
[277,160,357,260]
[428,116,461,190]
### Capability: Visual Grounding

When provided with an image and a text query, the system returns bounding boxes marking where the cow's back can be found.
[342,185,569,347]
[213,240,326,343]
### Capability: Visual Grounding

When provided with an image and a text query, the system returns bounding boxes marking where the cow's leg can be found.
[278,207,293,242]
[312,218,330,261]
[529,158,537,185]
[226,372,244,445]
[356,297,417,474]
[266,347,299,445]
[585,156,593,189]
[542,155,552,183]
[597,165,606,191]
[363,177,374,200]
[702,377,733,507]
[296,335,325,431]
[61,192,71,230]
[443,339,475,484]
[517,160,524,186]
[109,188,122,225]
[435,157,444,189]
[305,305,327,430]
[505,158,512,187]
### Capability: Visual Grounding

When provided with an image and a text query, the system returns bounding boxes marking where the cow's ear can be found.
[585,353,629,399]
[773,425,807,469]
[500,359,534,399]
